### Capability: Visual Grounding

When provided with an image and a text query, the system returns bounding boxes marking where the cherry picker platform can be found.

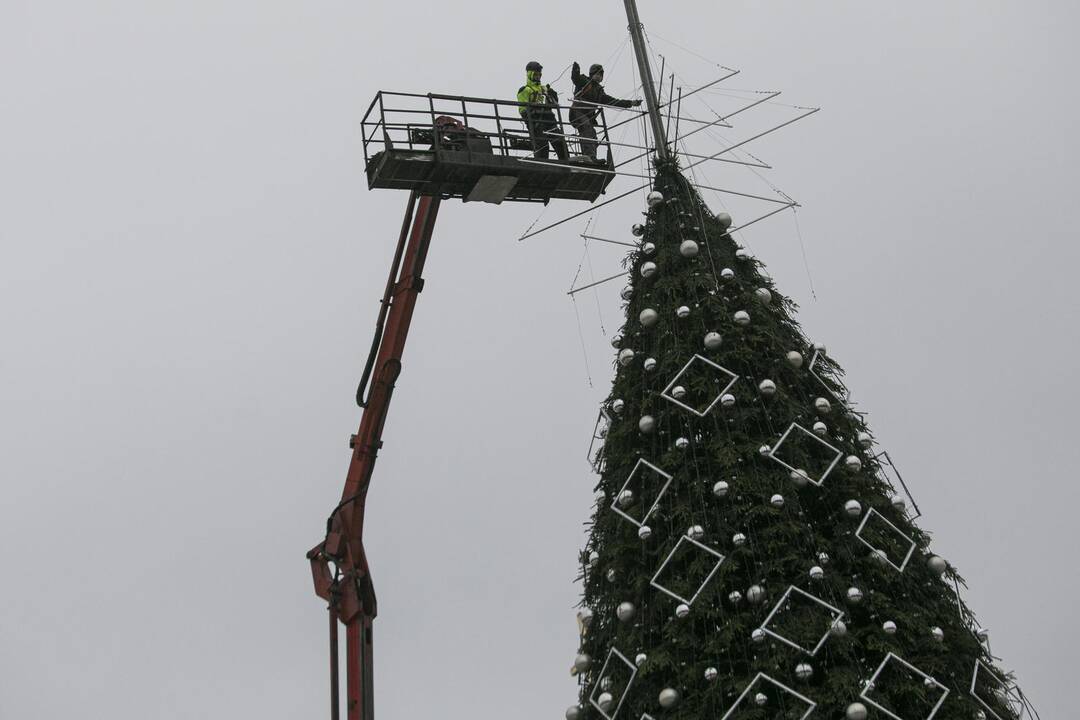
[361,91,617,204]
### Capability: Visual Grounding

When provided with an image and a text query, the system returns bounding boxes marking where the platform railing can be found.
[360,90,614,168]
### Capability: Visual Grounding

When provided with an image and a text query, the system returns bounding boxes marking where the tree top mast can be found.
[623,0,670,162]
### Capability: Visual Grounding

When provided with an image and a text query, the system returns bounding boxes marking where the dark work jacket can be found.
[571,64,634,124]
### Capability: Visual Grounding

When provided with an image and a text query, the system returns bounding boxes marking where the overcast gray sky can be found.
[1,1,1075,718]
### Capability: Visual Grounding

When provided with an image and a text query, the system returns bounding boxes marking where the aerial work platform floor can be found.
[361,90,622,205]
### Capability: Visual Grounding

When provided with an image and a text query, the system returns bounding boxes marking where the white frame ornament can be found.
[854,508,917,572]
[588,648,639,720]
[611,459,674,529]
[970,659,1031,720]
[758,585,845,656]
[808,347,850,405]
[860,652,950,720]
[659,354,739,417]
[649,535,726,606]
[766,422,844,487]
[719,672,816,720]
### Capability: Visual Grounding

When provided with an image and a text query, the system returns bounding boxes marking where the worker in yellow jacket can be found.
[517,61,569,161]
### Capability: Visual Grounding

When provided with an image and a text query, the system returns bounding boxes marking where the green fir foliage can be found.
[571,165,1017,720]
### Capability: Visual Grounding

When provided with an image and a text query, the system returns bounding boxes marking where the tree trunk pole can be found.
[622,0,670,161]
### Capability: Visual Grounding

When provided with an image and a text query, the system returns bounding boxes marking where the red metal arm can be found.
[308,191,441,720]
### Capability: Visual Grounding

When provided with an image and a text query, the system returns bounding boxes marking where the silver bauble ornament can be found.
[566,705,582,720]
[640,261,657,278]
[643,357,657,372]
[631,223,645,237]
[720,267,735,281]
[687,525,705,540]
[716,211,733,229]
[845,455,863,472]
[770,493,785,508]
[675,603,690,619]
[809,566,824,580]
[638,415,656,433]
[812,421,827,436]
[635,653,647,667]
[831,619,848,636]
[617,489,634,508]
[814,397,832,414]
[703,331,723,350]
[755,288,773,305]
[883,620,898,634]
[642,241,656,256]
[975,712,987,720]
[735,248,750,261]
[795,662,813,680]
[704,667,718,682]
[671,385,687,399]
[931,626,944,642]
[617,602,636,622]
[786,350,804,368]
[587,551,600,568]
[573,653,592,672]
[676,305,690,318]
[728,590,743,605]
[751,628,767,643]
[758,379,777,396]
[732,532,747,547]
[713,480,730,497]
[605,568,617,582]
[600,677,613,691]
[618,348,635,366]
[846,702,869,720]
[890,495,907,512]
[638,525,652,540]
[857,431,873,448]
[734,310,751,325]
[870,549,889,565]
[679,239,699,257]
[597,692,614,712]
[927,555,948,576]
[790,468,810,487]
[620,285,633,301]
[675,437,690,450]
[658,688,679,709]
[646,190,665,207]
[844,499,863,517]
[817,552,830,565]
[578,608,594,626]
[611,398,625,414]
[639,308,659,327]
[754,692,768,706]
[720,393,736,408]
[610,334,623,348]
[813,342,828,354]
[846,587,864,604]
[746,585,766,604]
[759,444,772,456]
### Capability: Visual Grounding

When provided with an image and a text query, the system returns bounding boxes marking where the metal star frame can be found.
[758,585,845,656]
[766,422,844,487]
[854,508,917,572]
[610,458,674,529]
[861,652,949,720]
[649,535,726,606]
[719,672,816,720]
[588,648,638,720]
[659,354,739,417]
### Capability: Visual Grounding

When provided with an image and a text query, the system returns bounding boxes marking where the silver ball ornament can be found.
[617,602,636,622]
[587,551,600,568]
[716,211,733,229]
[814,397,832,414]
[638,415,655,433]
[676,305,690,318]
[770,493,785,508]
[573,653,592,672]
[890,495,907,512]
[720,393,736,408]
[795,662,813,680]
[735,248,750,261]
[846,587,864,604]
[713,481,730,497]
[734,310,751,325]
[857,431,872,448]
[597,692,614,712]
[639,308,659,327]
[732,532,747,547]
[720,267,735,281]
[755,288,773,305]
[704,667,718,682]
[631,223,645,237]
[846,702,869,720]
[566,706,582,720]
[617,489,634,508]
[758,379,777,396]
[605,568,617,582]
[927,555,948,576]
[809,566,824,580]
[635,653,647,667]
[675,603,690,619]
[642,241,656,256]
[671,385,687,399]
[812,421,827,436]
[751,628,767,643]
[703,331,723,350]
[643,357,657,372]
[845,455,863,472]
[638,525,652,540]
[728,590,743,605]
[759,444,771,456]
[658,688,679,708]
[640,261,657,278]
[675,437,690,450]
[786,350,804,368]
[620,285,633,300]
[813,342,828,354]
[883,620,898,634]
[844,500,863,517]
[790,468,810,487]
[746,585,766,604]
[754,692,768,706]
[818,552,830,565]
[610,334,623,348]
[831,619,848,636]
[687,525,705,540]
[679,239,699,257]
[611,399,625,414]
[618,348,635,366]
[931,626,944,642]
[646,190,664,207]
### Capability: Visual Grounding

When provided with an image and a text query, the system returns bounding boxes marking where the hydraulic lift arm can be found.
[307,191,441,720]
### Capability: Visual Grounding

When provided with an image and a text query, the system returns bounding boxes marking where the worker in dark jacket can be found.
[570,62,642,159]
[517,61,569,161]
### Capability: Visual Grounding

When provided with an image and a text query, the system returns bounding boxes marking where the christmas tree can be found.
[565,162,1021,720]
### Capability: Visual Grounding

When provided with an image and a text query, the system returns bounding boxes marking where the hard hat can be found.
[526,61,543,72]
[589,64,604,76]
